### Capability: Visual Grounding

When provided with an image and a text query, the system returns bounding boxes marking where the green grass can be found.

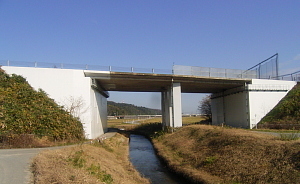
[279,133,300,141]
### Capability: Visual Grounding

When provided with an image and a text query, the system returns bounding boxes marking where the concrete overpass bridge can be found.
[85,70,251,128]
[1,59,297,139]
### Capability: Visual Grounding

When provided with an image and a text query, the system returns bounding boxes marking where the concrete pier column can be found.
[161,82,182,128]
[172,83,182,127]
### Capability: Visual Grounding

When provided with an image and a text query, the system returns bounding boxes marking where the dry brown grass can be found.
[182,116,207,125]
[0,134,55,149]
[107,117,162,130]
[32,133,150,184]
[153,125,300,184]
[108,116,206,130]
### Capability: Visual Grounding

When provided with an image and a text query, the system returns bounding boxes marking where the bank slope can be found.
[153,125,300,184]
[32,133,150,184]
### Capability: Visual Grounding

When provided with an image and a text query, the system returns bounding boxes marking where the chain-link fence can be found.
[246,53,279,79]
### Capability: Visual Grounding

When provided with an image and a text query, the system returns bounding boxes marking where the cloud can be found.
[280,67,300,75]
[293,54,300,61]
[278,53,300,75]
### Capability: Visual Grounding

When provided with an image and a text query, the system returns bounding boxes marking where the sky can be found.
[1,0,299,114]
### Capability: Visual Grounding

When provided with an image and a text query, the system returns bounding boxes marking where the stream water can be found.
[129,134,188,184]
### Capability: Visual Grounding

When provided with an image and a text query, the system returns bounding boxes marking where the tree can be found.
[198,95,212,122]
[61,96,88,121]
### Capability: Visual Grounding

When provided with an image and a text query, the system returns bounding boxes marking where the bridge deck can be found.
[84,71,251,93]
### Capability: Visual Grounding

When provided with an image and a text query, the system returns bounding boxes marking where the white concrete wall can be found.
[2,66,107,139]
[223,92,248,128]
[211,97,224,124]
[212,79,297,129]
[248,79,297,128]
[212,92,248,128]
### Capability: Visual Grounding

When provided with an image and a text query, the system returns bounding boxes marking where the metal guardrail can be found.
[275,70,300,82]
[0,60,173,74]
[1,59,299,82]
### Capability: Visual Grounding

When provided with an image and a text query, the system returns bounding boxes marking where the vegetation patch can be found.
[153,125,300,184]
[31,133,150,184]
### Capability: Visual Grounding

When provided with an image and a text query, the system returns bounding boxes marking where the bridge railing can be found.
[275,70,300,82]
[1,59,298,81]
[0,60,173,74]
[173,65,257,79]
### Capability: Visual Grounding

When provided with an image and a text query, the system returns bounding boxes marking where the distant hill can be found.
[259,82,300,129]
[107,101,161,116]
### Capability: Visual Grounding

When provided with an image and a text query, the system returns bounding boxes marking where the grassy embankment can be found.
[32,133,149,184]
[152,125,300,184]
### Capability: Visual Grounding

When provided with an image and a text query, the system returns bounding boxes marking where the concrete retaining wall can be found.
[212,79,297,128]
[2,66,107,139]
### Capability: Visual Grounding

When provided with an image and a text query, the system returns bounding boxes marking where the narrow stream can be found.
[129,134,188,184]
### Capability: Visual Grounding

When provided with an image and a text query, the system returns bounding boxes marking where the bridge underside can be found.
[85,71,250,93]
[85,71,250,127]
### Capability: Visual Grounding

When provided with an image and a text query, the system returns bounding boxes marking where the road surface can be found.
[0,147,50,184]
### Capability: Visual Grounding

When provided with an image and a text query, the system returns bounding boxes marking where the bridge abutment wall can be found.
[211,79,297,128]
[2,66,107,139]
